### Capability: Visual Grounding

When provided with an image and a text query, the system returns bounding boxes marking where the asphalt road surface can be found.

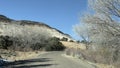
[2,51,95,68]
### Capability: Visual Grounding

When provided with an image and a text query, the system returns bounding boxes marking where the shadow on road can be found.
[1,58,55,68]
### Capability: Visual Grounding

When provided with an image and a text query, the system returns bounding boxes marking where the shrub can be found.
[69,40,74,42]
[76,40,80,43]
[65,48,84,59]
[81,47,113,63]
[0,36,13,49]
[45,37,65,51]
[30,37,65,51]
[0,36,65,51]
[61,37,68,41]
[81,40,88,44]
[30,43,45,50]
[50,37,60,41]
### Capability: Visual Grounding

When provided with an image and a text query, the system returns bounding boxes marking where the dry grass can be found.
[8,51,44,61]
[61,41,86,50]
[0,49,46,61]
[96,63,114,68]
[86,60,115,68]
[62,42,115,68]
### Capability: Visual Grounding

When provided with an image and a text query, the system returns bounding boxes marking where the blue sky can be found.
[0,0,87,39]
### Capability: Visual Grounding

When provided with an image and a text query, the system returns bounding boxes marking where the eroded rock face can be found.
[0,15,73,41]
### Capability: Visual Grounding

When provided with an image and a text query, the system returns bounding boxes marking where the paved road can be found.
[3,51,95,68]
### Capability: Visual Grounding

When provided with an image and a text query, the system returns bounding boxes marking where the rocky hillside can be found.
[0,15,72,41]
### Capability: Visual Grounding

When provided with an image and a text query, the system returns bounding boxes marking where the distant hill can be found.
[0,15,73,41]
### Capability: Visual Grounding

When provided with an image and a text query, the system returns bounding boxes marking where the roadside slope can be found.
[61,41,87,50]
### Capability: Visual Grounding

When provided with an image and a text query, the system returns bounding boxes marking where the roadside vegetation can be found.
[65,0,120,68]
[0,35,65,51]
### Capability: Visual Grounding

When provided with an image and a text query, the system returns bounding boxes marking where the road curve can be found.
[36,51,95,68]
[2,51,95,68]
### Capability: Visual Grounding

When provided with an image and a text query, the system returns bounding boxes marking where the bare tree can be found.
[73,0,120,64]
[89,0,120,18]
[74,0,120,47]
[73,23,92,43]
